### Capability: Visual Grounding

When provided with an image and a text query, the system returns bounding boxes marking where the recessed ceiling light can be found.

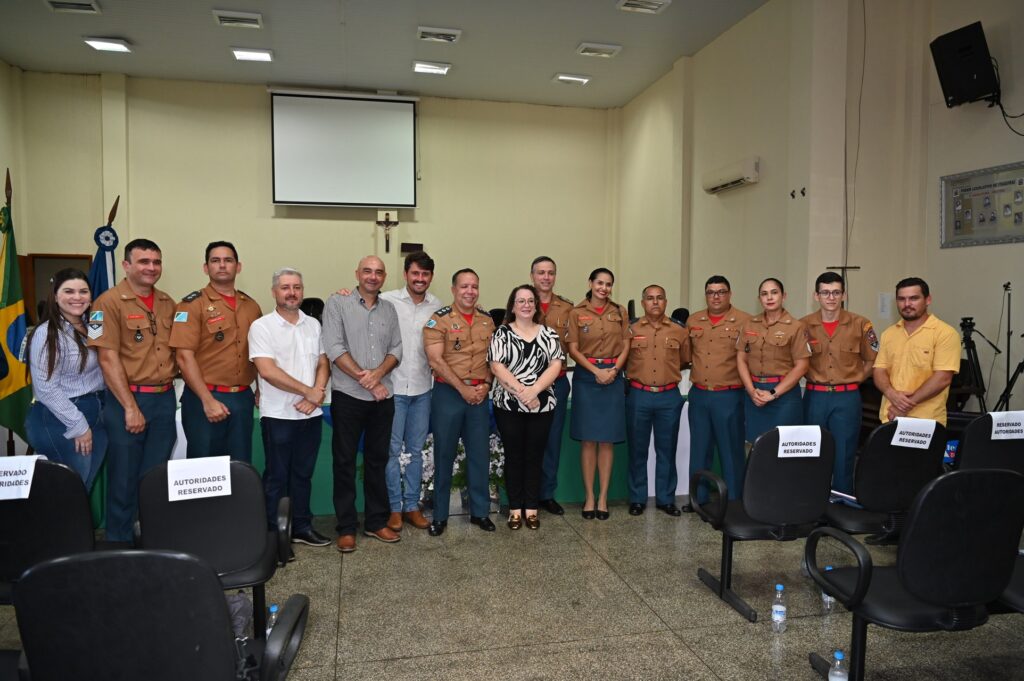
[232,48,273,62]
[577,42,622,58]
[414,61,451,75]
[418,26,461,43]
[48,1,101,14]
[213,9,263,29]
[553,73,591,85]
[84,37,130,53]
[617,0,672,15]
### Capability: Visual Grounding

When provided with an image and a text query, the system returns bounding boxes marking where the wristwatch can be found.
[769,388,777,396]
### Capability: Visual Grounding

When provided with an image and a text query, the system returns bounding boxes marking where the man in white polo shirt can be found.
[248,267,331,548]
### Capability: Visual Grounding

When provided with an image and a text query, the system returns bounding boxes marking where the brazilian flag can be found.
[0,201,30,440]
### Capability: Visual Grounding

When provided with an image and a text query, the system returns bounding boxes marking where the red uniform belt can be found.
[806,382,860,392]
[586,357,617,364]
[558,369,568,378]
[753,375,783,384]
[129,383,173,394]
[692,383,743,392]
[629,380,678,393]
[206,384,251,394]
[435,376,487,386]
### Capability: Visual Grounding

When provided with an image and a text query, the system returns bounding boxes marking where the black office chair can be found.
[670,307,689,325]
[13,549,308,681]
[136,461,294,640]
[0,459,95,605]
[806,469,1024,681]
[691,426,835,621]
[956,413,1024,474]
[824,419,946,540]
[299,297,324,323]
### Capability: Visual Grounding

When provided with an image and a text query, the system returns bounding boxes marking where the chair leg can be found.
[849,613,868,681]
[697,535,757,622]
[253,584,267,640]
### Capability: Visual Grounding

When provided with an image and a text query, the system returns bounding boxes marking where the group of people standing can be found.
[24,236,961,553]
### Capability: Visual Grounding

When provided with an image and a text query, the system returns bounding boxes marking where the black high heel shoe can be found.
[596,504,610,521]
[582,502,596,520]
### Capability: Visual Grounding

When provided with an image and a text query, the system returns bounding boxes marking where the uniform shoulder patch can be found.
[435,305,452,316]
[476,306,489,315]
[89,311,103,323]
[237,289,249,299]
[425,319,437,329]
[556,294,573,305]
[182,290,201,303]
[867,327,879,352]
[174,311,189,323]
[668,317,685,328]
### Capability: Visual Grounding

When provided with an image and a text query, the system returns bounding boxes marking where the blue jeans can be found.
[804,389,862,494]
[687,387,746,501]
[180,386,255,462]
[626,387,683,505]
[260,416,322,534]
[386,392,431,512]
[25,391,108,491]
[539,374,570,500]
[105,391,177,541]
[430,382,490,522]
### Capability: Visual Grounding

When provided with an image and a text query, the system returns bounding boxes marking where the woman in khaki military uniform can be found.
[566,268,630,520]
[736,277,810,443]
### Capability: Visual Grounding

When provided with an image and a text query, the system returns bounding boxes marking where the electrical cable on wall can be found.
[842,0,867,307]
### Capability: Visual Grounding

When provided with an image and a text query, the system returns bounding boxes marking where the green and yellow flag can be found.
[0,174,31,440]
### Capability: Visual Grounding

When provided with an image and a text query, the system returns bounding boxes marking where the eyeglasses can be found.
[816,290,844,299]
[514,299,536,306]
[705,290,730,297]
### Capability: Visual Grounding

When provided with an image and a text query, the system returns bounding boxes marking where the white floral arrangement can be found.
[419,431,505,498]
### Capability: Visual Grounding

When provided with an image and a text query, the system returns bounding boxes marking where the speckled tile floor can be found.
[3,501,1023,680]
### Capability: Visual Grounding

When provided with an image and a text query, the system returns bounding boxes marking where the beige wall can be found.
[0,61,24,234]
[8,75,612,312]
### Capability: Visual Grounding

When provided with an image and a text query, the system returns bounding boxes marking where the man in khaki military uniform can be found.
[682,275,751,506]
[625,285,687,516]
[423,268,495,536]
[90,238,178,542]
[801,272,877,494]
[530,255,574,515]
[170,241,262,462]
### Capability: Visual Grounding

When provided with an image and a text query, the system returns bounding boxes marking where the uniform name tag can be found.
[891,417,936,449]
[208,316,225,324]
[0,455,41,500]
[991,411,1024,440]
[167,456,232,501]
[127,314,145,320]
[777,426,821,458]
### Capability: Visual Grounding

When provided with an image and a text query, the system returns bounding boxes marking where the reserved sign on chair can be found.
[991,411,1024,440]
[891,417,937,449]
[167,456,232,502]
[777,426,822,458]
[0,455,41,501]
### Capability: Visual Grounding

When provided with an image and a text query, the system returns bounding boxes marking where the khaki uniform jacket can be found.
[88,278,178,384]
[736,309,811,377]
[423,305,495,381]
[566,299,630,359]
[169,284,262,387]
[626,316,687,386]
[683,307,751,388]
[800,309,878,385]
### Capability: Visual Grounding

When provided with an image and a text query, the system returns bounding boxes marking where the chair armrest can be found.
[689,469,728,527]
[276,497,292,566]
[132,520,142,547]
[804,526,873,609]
[262,593,310,681]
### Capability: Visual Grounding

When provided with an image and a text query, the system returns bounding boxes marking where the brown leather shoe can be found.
[387,512,404,532]
[336,534,356,553]
[364,526,401,543]
[403,509,430,529]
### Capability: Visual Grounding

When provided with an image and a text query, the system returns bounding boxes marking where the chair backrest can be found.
[855,420,947,512]
[299,297,324,323]
[956,413,1024,475]
[743,427,836,526]
[137,460,268,576]
[14,550,237,681]
[0,459,94,589]
[899,469,1024,608]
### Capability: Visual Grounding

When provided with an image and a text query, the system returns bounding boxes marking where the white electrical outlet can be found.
[878,292,892,318]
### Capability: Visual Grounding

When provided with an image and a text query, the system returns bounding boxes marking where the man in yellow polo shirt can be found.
[873,277,960,426]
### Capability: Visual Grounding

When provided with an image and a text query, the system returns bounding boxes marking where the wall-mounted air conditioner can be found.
[701,156,760,195]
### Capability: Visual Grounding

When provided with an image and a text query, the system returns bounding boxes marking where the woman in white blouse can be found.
[488,285,564,530]
[25,268,107,489]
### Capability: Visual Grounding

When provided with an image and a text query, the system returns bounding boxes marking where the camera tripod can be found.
[958,317,997,413]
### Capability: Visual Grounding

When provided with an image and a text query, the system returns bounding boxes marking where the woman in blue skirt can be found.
[566,268,630,520]
[736,277,810,444]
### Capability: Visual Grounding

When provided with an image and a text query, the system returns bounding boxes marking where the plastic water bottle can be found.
[266,603,279,637]
[822,566,836,614]
[771,583,787,633]
[828,650,849,680]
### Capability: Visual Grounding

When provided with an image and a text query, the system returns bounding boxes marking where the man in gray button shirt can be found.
[322,255,403,552]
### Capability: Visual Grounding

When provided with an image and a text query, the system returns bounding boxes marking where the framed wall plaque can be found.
[940,160,1024,248]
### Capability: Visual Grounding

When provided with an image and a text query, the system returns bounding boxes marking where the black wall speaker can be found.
[930,21,1000,108]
